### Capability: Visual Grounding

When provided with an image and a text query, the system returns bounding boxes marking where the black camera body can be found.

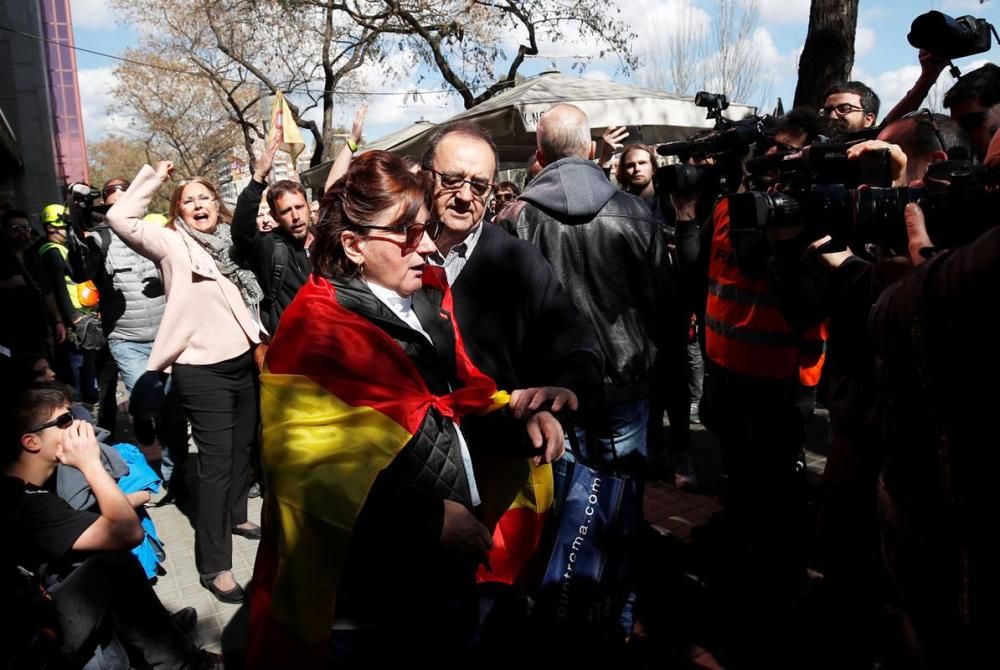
[908,10,994,61]
[745,141,893,190]
[655,163,720,195]
[730,160,1000,252]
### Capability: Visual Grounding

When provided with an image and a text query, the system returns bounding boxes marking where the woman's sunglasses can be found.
[354,219,444,250]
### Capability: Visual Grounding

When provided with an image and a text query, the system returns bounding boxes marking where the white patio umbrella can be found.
[301,71,757,185]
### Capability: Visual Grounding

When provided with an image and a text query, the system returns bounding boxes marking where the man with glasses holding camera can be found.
[821,81,881,137]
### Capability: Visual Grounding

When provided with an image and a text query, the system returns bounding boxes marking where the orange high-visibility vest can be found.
[704,198,826,386]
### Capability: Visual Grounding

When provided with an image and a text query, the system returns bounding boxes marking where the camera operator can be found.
[677,110,825,659]
[868,140,1000,666]
[764,112,972,667]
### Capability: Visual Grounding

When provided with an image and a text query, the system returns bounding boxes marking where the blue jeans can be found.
[561,398,650,468]
[108,339,153,394]
[109,339,181,483]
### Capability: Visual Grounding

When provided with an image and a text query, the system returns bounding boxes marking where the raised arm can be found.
[105,162,175,262]
[232,136,280,256]
[881,50,949,125]
[324,104,367,193]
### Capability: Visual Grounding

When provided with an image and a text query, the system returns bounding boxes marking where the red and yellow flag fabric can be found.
[246,269,549,668]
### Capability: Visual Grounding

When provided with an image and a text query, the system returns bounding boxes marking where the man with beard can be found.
[232,136,313,335]
[615,143,670,224]
[821,81,880,137]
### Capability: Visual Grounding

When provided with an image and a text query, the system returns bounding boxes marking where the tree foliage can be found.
[636,0,770,108]
[107,0,637,170]
[111,51,245,177]
[87,134,171,211]
[110,0,380,168]
[310,0,639,109]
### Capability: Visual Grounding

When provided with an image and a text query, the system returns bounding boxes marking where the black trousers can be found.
[172,349,257,576]
[48,552,198,669]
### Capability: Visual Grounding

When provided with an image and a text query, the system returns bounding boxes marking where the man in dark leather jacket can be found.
[496,103,672,469]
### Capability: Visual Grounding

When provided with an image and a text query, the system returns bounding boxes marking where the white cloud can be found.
[855,27,876,57]
[70,0,114,31]
[77,66,130,141]
[752,0,811,26]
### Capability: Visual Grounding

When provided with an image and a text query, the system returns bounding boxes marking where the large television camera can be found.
[654,90,775,195]
[730,159,1000,252]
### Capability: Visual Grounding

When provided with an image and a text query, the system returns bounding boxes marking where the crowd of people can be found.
[1,42,997,670]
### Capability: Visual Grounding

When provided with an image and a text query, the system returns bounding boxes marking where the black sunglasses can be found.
[429,169,494,198]
[102,183,129,198]
[27,411,74,434]
[354,219,444,250]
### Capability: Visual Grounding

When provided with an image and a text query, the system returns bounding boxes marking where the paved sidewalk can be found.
[139,410,830,661]
[147,495,260,653]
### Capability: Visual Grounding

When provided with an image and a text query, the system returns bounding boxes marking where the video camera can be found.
[66,182,110,230]
[908,10,996,62]
[654,90,775,195]
[744,141,893,190]
[729,159,1000,252]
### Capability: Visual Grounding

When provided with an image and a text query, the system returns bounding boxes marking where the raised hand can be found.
[350,104,368,145]
[154,161,174,183]
[599,125,631,167]
[56,419,102,471]
[254,135,283,183]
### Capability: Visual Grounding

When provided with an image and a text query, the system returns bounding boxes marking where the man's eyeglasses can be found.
[26,411,74,434]
[354,219,443,250]
[8,222,31,232]
[494,191,517,204]
[902,108,947,152]
[954,110,988,132]
[102,183,129,198]
[180,195,217,208]
[430,169,494,198]
[820,103,868,117]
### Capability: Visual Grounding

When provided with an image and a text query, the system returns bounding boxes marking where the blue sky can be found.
[70,0,1000,148]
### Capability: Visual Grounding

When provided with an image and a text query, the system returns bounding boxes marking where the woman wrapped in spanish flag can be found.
[248,151,564,667]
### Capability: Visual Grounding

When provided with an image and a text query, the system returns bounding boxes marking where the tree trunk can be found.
[793,0,860,110]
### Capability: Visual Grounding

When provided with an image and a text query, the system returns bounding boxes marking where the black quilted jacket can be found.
[332,278,479,624]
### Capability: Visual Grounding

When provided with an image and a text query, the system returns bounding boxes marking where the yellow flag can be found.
[268,91,305,163]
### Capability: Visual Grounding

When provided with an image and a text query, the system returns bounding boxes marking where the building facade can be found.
[0,0,87,218]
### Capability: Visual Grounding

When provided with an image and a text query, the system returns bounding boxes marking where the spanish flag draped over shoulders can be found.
[247,269,550,668]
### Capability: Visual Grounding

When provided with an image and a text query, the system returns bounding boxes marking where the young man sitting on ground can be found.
[1,384,220,669]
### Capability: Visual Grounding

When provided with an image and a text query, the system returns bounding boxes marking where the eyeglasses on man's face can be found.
[26,411,74,435]
[820,103,867,117]
[354,219,444,251]
[180,195,217,208]
[430,169,494,198]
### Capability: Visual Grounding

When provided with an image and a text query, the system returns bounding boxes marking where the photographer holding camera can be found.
[865,129,1000,667]
[758,104,975,667]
